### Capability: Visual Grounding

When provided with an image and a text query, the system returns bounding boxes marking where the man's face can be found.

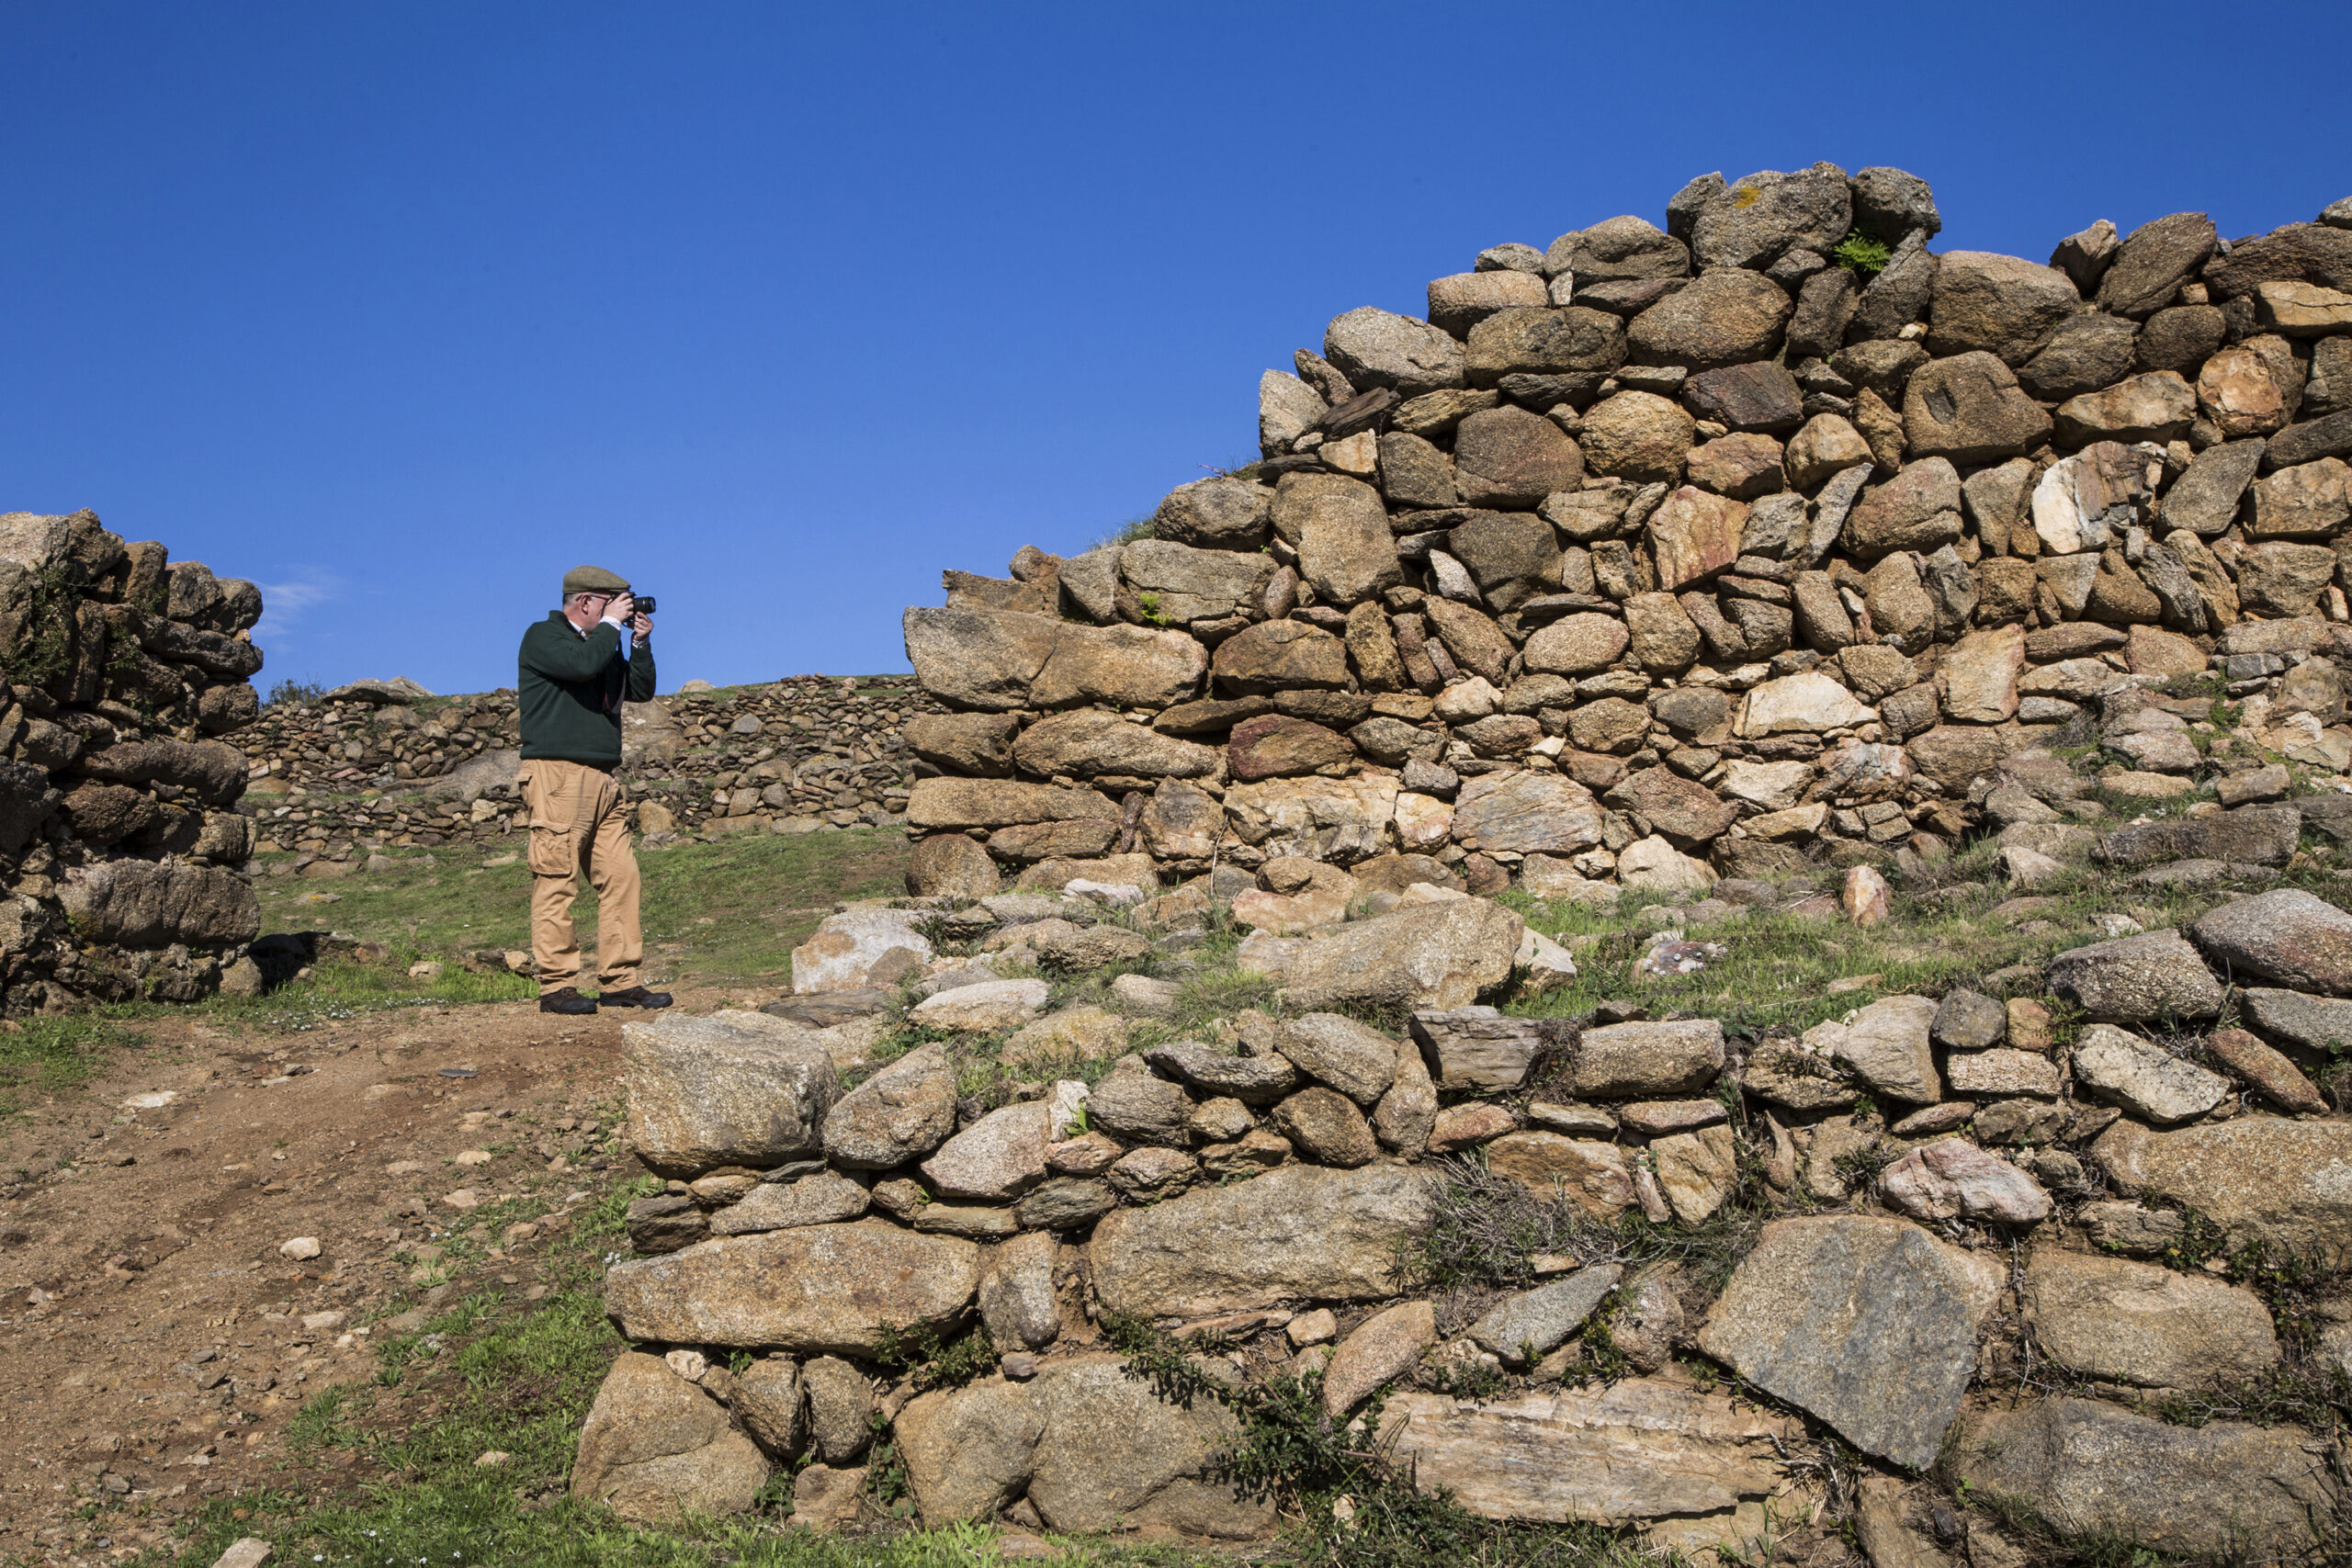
[565,590,618,628]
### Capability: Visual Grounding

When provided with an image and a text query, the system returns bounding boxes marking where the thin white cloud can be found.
[250,568,346,651]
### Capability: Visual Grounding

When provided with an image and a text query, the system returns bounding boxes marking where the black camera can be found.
[629,594,656,615]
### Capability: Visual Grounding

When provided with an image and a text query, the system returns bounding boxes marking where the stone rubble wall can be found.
[899,162,2352,904]
[581,874,2352,1559]
[232,673,941,871]
[563,166,2352,1558]
[0,510,266,1010]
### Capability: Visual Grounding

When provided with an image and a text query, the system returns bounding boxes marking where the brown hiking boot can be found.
[597,985,673,1010]
[538,987,597,1016]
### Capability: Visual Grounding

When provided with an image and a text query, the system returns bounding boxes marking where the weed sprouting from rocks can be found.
[870,1320,995,1393]
[1401,1154,1773,1302]
[1831,1136,1898,1198]
[1951,1481,2215,1568]
[1831,226,1893,274]
[1098,1314,1657,1567]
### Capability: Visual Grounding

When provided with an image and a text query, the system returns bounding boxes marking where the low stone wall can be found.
[899,162,2352,903]
[234,673,940,866]
[565,164,2352,1560]
[0,510,266,1010]
[575,868,2352,1559]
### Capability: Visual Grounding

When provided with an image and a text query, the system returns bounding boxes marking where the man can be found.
[516,565,672,1016]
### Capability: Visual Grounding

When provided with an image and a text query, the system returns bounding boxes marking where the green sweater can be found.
[517,613,656,765]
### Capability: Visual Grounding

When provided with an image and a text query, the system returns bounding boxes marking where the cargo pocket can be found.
[522,765,578,876]
[526,825,575,877]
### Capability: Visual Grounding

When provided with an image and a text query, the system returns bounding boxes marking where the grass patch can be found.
[1099,1314,1666,1568]
[0,1010,147,1117]
[1402,1149,1772,1302]
[137,1179,1213,1568]
[284,1386,364,1455]
[1495,849,2349,1038]
[249,825,908,993]
[1091,514,1157,550]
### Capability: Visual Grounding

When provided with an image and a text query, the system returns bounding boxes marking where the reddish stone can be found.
[1227,715,1354,782]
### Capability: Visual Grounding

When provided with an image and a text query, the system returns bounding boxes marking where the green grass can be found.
[638,827,910,983]
[1092,514,1157,551]
[0,1010,146,1116]
[0,826,906,1117]
[251,824,910,992]
[843,821,2346,1117]
[1493,846,2349,1038]
[0,964,539,1122]
[119,1178,1238,1568]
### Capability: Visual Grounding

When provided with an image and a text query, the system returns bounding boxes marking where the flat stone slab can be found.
[2022,1248,2278,1388]
[1954,1397,2336,1561]
[909,978,1049,1032]
[1881,1138,2050,1224]
[895,1354,1273,1540]
[2045,929,2223,1022]
[1277,897,1523,1012]
[1570,1018,1726,1098]
[2097,803,2302,869]
[1409,1007,1572,1090]
[621,1010,840,1179]
[1145,1041,1305,1105]
[1378,1379,1800,1525]
[1466,1265,1621,1365]
[707,1172,871,1236]
[2071,1023,2231,1124]
[2190,887,2352,996]
[2241,986,2352,1055]
[2094,1115,2352,1267]
[1089,1163,1430,1317]
[1697,1215,2003,1469]
[603,1221,980,1355]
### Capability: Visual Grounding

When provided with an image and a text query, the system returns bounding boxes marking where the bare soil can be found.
[0,994,686,1561]
[0,821,911,1563]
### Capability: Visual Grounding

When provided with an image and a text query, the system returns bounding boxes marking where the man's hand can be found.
[605,591,636,626]
[629,609,652,641]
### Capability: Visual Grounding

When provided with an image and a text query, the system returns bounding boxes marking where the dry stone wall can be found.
[0,511,266,1010]
[900,164,2352,905]
[586,877,2352,1558]
[566,166,2352,1560]
[234,674,938,871]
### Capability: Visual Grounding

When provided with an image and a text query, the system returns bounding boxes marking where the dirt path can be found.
[0,995,680,1562]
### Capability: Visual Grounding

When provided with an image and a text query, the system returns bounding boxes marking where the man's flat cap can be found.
[562,564,631,597]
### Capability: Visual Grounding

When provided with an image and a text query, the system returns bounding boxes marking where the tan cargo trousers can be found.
[519,758,641,994]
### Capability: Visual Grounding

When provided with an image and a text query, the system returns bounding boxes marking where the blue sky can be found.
[6,2,2346,696]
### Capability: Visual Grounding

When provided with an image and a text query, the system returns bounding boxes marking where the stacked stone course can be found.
[575,168,2352,1559]
[582,878,2352,1555]
[0,511,266,1010]
[235,674,940,869]
[900,164,2352,904]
